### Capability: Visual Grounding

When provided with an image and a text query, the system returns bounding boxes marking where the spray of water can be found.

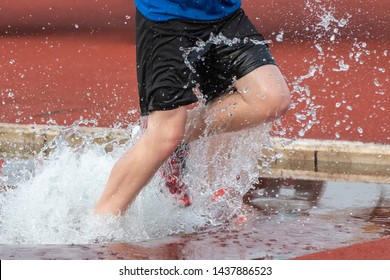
[0,34,259,244]
[0,118,271,244]
[0,16,308,245]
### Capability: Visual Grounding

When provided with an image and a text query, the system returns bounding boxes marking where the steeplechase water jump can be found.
[0,0,389,260]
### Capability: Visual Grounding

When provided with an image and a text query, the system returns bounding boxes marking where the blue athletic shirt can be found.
[134,0,242,22]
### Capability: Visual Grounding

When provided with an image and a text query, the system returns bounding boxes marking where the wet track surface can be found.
[1,178,389,260]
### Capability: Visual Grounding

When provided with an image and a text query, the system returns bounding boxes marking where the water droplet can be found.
[276,31,284,42]
[338,18,348,27]
[374,78,382,87]
[315,44,323,54]
[375,90,385,95]
[332,59,349,72]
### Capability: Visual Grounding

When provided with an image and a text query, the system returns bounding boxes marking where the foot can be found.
[162,144,191,207]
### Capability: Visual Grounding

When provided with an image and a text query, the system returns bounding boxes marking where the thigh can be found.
[233,64,290,104]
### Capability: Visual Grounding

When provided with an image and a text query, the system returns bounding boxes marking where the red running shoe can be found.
[162,144,191,207]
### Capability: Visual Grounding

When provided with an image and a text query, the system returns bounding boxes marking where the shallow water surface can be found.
[1,174,389,259]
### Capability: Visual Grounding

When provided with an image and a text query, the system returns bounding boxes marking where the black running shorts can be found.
[136,8,277,116]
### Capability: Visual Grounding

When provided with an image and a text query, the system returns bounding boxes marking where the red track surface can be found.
[1,0,389,143]
[293,237,390,260]
[0,0,389,259]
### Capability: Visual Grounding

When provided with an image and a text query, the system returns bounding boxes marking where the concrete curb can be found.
[269,138,390,183]
[0,123,130,158]
[1,123,389,183]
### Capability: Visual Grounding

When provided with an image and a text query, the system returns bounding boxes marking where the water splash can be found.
[1,29,279,245]
[0,28,300,245]
[0,118,272,244]
[305,0,352,38]
[180,32,271,87]
[284,65,321,138]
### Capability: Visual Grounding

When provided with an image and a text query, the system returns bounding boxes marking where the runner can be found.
[95,0,291,215]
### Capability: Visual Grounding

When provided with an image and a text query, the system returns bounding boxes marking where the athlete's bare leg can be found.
[184,65,291,143]
[95,107,187,215]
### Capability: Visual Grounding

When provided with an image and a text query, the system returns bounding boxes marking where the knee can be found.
[148,123,185,158]
[255,86,291,121]
[146,108,187,158]
[274,87,291,117]
[162,128,185,155]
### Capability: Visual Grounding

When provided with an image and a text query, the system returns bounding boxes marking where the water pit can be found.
[0,124,389,260]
